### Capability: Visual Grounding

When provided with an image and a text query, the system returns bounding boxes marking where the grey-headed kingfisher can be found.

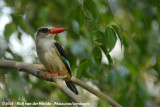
[35,26,78,95]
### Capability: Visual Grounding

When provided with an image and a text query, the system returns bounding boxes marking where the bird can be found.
[35,26,78,95]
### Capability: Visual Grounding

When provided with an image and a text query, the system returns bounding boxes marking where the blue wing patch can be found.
[61,56,71,69]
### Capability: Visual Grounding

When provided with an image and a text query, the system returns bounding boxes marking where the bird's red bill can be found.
[50,28,66,34]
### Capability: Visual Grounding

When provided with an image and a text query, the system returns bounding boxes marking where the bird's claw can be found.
[50,71,61,80]
[44,72,50,80]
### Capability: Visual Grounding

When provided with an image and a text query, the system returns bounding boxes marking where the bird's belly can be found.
[37,48,65,74]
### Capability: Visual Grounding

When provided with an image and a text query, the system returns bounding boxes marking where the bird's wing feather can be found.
[54,42,72,76]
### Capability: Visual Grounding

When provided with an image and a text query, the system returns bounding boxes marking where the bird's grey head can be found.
[36,26,67,39]
[36,26,54,39]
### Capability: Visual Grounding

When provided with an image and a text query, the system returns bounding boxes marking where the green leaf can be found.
[106,54,113,69]
[17,32,22,40]
[88,19,98,30]
[93,46,102,65]
[96,31,113,68]
[12,14,27,31]
[96,31,106,47]
[82,69,95,79]
[74,6,85,27]
[84,0,98,19]
[98,99,110,107]
[4,23,16,41]
[112,25,123,48]
[77,59,95,79]
[82,60,95,79]
[76,60,88,78]
[96,31,108,54]
[105,27,117,52]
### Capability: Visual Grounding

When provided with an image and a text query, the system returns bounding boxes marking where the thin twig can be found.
[106,0,130,36]
[80,0,94,58]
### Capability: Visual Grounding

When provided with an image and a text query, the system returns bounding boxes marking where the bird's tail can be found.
[65,81,78,95]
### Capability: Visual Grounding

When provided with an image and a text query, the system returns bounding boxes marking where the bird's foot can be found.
[50,72,61,80]
[44,72,51,79]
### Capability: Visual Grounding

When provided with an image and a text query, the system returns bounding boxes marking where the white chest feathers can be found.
[36,38,64,73]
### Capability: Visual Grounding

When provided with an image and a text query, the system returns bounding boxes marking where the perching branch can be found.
[0,59,122,107]
[0,59,84,107]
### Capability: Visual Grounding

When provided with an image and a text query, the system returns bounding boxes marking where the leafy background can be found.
[0,0,160,107]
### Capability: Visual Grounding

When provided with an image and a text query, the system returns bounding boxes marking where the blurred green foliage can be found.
[0,0,160,107]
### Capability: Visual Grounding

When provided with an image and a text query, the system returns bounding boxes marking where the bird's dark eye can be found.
[38,28,50,33]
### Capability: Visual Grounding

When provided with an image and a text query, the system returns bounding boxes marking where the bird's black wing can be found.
[55,42,78,95]
[54,42,72,76]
